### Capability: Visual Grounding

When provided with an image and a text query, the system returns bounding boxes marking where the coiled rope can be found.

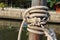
[24,6,49,35]
[17,6,57,40]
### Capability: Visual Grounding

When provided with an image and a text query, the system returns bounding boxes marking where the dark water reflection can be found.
[0,29,18,40]
[0,23,60,40]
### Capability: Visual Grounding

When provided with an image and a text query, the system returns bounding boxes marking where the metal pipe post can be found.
[31,0,47,6]
[27,6,49,40]
[29,0,48,40]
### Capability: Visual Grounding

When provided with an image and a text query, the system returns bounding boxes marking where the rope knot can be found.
[23,6,50,34]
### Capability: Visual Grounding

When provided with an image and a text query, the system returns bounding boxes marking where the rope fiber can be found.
[17,6,57,40]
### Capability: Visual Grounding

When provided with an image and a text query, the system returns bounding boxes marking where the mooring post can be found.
[17,0,49,40]
[29,0,48,40]
[17,0,57,40]
[29,32,45,40]
[31,0,47,6]
[27,6,49,40]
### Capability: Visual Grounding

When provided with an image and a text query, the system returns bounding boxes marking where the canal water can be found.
[0,20,60,40]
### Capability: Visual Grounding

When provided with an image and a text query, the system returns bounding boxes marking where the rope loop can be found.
[23,6,49,34]
[17,6,57,40]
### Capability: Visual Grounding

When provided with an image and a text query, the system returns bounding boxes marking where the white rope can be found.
[23,6,49,19]
[17,6,57,40]
[25,6,51,40]
[17,20,25,40]
[27,28,44,34]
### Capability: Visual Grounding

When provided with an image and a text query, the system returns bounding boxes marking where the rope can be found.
[25,6,49,34]
[17,20,25,40]
[17,6,57,40]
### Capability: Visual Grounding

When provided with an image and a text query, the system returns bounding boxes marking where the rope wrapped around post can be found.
[17,6,57,40]
[24,6,49,35]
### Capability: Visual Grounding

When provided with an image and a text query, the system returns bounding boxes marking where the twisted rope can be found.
[25,6,49,35]
[17,6,57,40]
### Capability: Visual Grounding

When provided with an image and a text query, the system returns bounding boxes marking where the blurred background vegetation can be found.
[0,0,31,8]
[0,0,60,9]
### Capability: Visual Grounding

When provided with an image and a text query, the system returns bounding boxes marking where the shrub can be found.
[0,2,7,8]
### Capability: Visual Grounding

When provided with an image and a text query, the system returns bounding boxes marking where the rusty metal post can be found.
[32,0,47,6]
[27,6,49,40]
[29,31,45,40]
[29,0,48,40]
[29,32,40,40]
